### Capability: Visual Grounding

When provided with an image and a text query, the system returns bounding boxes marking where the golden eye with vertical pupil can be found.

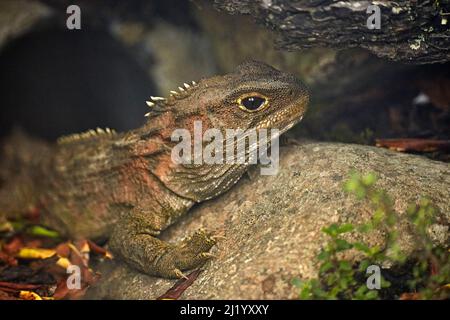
[237,93,269,112]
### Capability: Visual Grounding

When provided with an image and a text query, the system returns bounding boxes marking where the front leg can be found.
[109,210,216,278]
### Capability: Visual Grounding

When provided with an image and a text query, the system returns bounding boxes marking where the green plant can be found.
[292,172,449,300]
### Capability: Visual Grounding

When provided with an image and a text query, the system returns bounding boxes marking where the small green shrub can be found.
[292,172,449,300]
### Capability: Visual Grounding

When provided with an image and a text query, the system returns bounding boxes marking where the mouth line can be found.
[281,120,297,134]
[256,97,307,133]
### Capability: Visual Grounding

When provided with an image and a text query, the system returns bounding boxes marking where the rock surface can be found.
[213,0,450,64]
[88,142,449,299]
[0,0,51,49]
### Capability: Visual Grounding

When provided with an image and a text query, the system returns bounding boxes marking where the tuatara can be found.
[0,61,309,278]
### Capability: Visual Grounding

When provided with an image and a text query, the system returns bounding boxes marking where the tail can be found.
[1,128,35,183]
[0,128,49,220]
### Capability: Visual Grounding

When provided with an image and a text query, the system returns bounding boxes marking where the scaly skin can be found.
[0,61,309,278]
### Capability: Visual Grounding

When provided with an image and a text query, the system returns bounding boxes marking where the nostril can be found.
[289,89,294,96]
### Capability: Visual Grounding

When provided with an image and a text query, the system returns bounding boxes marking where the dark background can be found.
[0,0,448,148]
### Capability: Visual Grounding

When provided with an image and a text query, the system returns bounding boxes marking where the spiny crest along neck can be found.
[143,80,199,119]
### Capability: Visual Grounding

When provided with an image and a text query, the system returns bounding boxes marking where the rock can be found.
[0,0,51,49]
[213,0,450,64]
[194,2,450,145]
[112,20,218,96]
[88,142,449,299]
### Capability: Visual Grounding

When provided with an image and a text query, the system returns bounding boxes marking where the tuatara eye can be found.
[237,94,269,112]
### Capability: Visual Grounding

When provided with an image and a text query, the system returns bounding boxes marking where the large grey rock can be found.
[88,142,449,299]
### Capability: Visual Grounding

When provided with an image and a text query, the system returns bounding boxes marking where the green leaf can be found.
[338,277,349,289]
[322,224,339,237]
[336,223,355,234]
[362,173,377,186]
[380,277,391,288]
[354,186,366,199]
[338,260,352,271]
[354,285,368,299]
[343,173,360,193]
[368,246,381,257]
[10,220,26,231]
[320,261,334,274]
[26,225,60,238]
[335,239,353,251]
[371,208,385,225]
[365,290,378,300]
[354,242,370,254]
[299,287,312,300]
[358,260,371,272]
[358,223,373,233]
[385,213,397,227]
[317,250,330,261]
[291,278,302,288]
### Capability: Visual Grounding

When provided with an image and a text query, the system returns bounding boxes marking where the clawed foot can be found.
[161,229,219,279]
[110,213,223,279]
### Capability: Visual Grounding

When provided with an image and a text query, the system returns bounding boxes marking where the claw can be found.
[173,268,189,280]
[203,236,216,245]
[199,252,216,259]
[210,235,226,241]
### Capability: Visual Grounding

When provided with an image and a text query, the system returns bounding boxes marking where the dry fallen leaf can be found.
[375,138,450,153]
[87,240,113,259]
[399,292,422,300]
[55,243,71,257]
[157,269,203,300]
[0,250,18,266]
[3,237,24,255]
[17,247,56,260]
[0,281,42,291]
[56,257,71,269]
[1,216,107,300]
[19,290,43,300]
[0,290,18,300]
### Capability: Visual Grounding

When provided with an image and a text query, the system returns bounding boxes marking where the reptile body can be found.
[0,61,309,278]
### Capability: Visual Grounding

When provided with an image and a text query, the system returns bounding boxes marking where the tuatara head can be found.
[145,60,308,135]
[138,61,309,201]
